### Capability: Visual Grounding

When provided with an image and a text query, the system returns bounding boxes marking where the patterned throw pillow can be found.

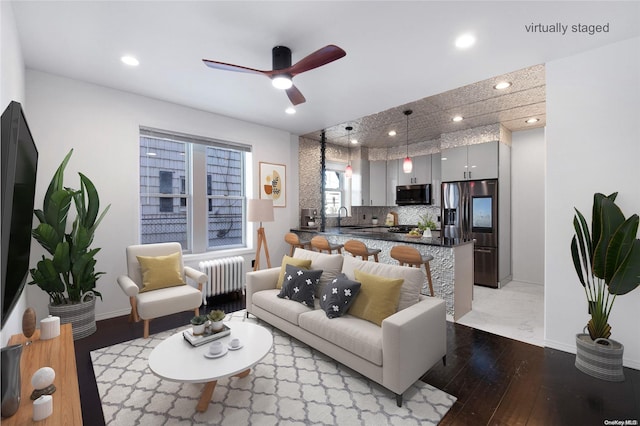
[277,264,323,307]
[320,273,361,319]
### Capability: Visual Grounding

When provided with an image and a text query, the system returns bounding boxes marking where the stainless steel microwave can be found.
[396,184,431,205]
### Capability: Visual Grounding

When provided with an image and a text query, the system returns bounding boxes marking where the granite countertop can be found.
[291,226,473,247]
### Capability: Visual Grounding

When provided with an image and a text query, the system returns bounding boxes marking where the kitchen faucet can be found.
[337,206,348,227]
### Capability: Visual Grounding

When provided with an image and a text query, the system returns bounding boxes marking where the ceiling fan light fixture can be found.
[272,75,293,90]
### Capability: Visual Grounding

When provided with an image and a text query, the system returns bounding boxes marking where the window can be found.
[324,168,345,216]
[139,128,250,253]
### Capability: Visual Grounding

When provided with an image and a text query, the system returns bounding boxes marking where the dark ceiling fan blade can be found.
[287,45,346,77]
[286,85,306,105]
[202,59,270,76]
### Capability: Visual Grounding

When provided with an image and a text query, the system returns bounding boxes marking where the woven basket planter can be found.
[575,333,624,382]
[48,293,96,340]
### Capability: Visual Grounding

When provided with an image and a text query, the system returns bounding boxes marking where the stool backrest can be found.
[284,232,301,246]
[344,239,367,257]
[310,236,330,251]
[390,245,423,266]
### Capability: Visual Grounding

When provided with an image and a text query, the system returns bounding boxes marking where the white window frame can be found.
[139,127,251,254]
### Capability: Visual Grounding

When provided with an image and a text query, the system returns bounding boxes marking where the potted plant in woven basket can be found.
[28,149,110,340]
[571,192,639,381]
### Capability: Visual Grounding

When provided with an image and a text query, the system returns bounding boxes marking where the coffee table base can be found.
[196,368,252,412]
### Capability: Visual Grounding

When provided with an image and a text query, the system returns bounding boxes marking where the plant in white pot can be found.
[571,192,639,381]
[190,315,207,336]
[207,309,226,332]
[28,149,110,340]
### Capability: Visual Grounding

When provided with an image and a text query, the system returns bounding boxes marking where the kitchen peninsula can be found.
[291,227,473,320]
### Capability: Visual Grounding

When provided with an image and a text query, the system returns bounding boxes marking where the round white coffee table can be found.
[148,321,273,412]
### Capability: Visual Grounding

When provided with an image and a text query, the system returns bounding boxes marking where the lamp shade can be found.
[403,156,413,174]
[248,199,274,222]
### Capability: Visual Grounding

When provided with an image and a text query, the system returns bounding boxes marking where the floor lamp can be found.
[248,199,274,271]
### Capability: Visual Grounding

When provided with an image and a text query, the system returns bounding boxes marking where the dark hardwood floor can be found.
[75,295,640,425]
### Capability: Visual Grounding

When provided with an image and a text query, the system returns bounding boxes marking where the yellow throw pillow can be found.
[277,256,312,289]
[136,252,186,293]
[349,269,404,326]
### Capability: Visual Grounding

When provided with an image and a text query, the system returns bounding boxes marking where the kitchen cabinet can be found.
[386,159,399,205]
[441,141,498,182]
[397,155,432,185]
[431,152,441,205]
[369,160,387,205]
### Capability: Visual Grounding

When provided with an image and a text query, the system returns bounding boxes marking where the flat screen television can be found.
[1,101,39,327]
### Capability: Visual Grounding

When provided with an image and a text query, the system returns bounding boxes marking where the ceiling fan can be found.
[202,45,346,106]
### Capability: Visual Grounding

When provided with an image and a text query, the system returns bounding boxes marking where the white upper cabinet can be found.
[369,160,387,206]
[397,155,432,185]
[441,141,498,181]
[386,159,399,205]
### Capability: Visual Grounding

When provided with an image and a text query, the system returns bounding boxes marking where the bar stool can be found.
[344,239,381,262]
[284,233,311,256]
[310,236,344,254]
[389,245,435,296]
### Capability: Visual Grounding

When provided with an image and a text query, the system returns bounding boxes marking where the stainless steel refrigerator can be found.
[442,179,499,288]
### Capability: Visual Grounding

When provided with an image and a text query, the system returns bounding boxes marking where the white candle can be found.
[33,395,53,421]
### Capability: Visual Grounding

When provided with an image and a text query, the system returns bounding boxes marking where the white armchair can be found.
[117,242,207,338]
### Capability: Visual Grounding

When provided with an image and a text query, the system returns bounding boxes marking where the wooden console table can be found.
[3,323,82,425]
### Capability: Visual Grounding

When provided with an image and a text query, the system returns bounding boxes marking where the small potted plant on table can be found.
[190,315,207,335]
[208,310,226,332]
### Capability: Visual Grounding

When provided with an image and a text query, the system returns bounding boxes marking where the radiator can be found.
[198,256,245,303]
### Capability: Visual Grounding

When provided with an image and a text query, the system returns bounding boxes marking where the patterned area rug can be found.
[90,310,456,425]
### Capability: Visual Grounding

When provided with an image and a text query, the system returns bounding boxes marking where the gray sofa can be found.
[245,248,446,406]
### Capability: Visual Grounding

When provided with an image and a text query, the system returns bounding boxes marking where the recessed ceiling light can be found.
[146,152,157,156]
[526,118,540,124]
[494,81,511,90]
[452,115,463,122]
[285,107,296,115]
[388,130,397,137]
[121,55,139,66]
[350,138,358,144]
[455,33,476,49]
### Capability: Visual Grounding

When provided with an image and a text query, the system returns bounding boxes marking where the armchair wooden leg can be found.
[144,320,150,339]
[129,297,140,322]
[195,307,200,317]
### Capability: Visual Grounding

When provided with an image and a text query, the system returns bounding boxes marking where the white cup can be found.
[230,338,240,348]
[209,341,223,355]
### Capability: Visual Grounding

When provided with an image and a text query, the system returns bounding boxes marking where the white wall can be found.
[1,1,27,346]
[511,127,545,285]
[24,70,297,324]
[545,37,640,368]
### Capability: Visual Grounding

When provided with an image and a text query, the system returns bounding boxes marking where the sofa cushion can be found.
[320,273,361,319]
[278,265,323,307]
[341,255,423,311]
[277,256,312,289]
[136,252,186,293]
[348,270,403,326]
[252,289,313,325]
[293,248,344,296]
[298,309,383,366]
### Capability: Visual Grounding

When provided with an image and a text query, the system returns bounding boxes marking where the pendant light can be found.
[345,126,353,178]
[403,110,413,174]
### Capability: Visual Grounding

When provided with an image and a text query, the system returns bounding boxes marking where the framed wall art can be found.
[259,162,286,207]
